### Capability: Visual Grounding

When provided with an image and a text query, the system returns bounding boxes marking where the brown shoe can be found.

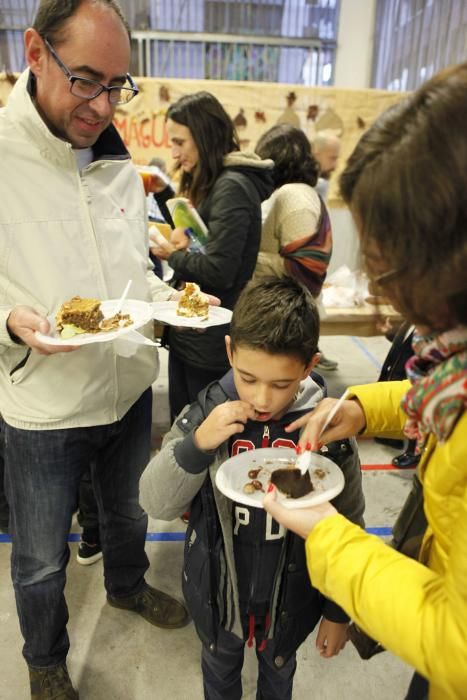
[29,663,78,699]
[107,582,190,629]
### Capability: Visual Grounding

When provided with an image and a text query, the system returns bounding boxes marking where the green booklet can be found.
[166,197,209,252]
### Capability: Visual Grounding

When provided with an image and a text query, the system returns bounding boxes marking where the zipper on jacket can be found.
[261,425,270,448]
[247,509,261,617]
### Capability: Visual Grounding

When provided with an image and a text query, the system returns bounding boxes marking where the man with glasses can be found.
[0,2,189,698]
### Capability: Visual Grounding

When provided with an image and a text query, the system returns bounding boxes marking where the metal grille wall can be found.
[372,0,467,90]
[0,0,339,86]
[0,0,38,74]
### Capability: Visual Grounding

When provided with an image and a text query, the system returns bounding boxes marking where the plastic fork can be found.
[112,279,132,316]
[295,389,349,475]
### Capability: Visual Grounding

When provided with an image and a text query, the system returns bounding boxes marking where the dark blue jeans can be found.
[77,468,99,541]
[3,389,152,668]
[0,417,9,529]
[201,626,297,700]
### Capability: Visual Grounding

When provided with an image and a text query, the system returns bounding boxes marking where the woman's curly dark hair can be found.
[255,124,319,189]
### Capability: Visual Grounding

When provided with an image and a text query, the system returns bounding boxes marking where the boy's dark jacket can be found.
[140,372,365,665]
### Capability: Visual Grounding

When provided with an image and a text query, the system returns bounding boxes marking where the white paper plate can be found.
[215,447,344,510]
[35,299,154,346]
[152,300,232,328]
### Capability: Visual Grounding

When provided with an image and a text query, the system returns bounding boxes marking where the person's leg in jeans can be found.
[0,418,9,532]
[3,423,92,667]
[256,645,296,700]
[92,388,152,598]
[92,389,188,628]
[76,467,102,564]
[77,468,99,540]
[201,627,245,700]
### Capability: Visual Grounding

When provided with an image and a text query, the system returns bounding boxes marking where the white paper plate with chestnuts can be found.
[215,447,345,510]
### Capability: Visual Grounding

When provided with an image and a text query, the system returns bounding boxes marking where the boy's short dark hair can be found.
[230,277,320,365]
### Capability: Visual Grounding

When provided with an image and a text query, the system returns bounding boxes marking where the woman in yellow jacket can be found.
[264,62,467,700]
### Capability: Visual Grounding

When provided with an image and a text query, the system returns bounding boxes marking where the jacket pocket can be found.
[182,523,221,649]
[8,348,32,385]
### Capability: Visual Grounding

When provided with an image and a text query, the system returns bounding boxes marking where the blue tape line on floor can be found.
[0,528,392,544]
[351,336,382,370]
[366,527,392,536]
[146,532,186,541]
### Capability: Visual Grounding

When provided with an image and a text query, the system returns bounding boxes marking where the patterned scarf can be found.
[280,195,332,298]
[402,326,467,447]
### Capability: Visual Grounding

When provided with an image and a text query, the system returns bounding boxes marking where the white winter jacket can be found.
[0,70,172,429]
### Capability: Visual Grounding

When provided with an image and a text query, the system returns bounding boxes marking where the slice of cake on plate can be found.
[270,467,314,499]
[177,282,209,320]
[56,296,104,338]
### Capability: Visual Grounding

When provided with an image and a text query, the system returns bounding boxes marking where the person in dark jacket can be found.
[140,277,365,700]
[376,321,420,468]
[149,91,274,419]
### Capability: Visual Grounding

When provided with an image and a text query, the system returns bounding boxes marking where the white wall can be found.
[326,0,377,272]
[328,208,361,275]
[334,0,377,89]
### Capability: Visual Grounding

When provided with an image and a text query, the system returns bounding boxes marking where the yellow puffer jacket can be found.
[305,380,467,699]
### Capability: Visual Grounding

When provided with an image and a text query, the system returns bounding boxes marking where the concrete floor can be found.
[0,335,416,699]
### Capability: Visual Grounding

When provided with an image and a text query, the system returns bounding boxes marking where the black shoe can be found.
[107,582,190,629]
[348,623,385,660]
[29,662,78,699]
[392,451,420,468]
[76,539,102,566]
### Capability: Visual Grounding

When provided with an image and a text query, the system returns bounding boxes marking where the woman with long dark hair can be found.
[151,92,273,418]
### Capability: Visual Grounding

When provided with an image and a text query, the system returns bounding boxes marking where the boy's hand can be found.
[194,401,256,451]
[285,397,366,451]
[316,619,348,658]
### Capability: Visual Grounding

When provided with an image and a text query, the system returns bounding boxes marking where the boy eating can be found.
[140,277,364,699]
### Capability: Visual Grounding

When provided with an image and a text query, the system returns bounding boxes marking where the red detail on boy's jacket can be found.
[247,614,255,648]
[257,611,271,652]
[231,437,297,456]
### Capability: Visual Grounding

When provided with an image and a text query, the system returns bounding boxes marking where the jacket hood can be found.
[286,374,326,416]
[223,150,274,170]
[223,150,274,202]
